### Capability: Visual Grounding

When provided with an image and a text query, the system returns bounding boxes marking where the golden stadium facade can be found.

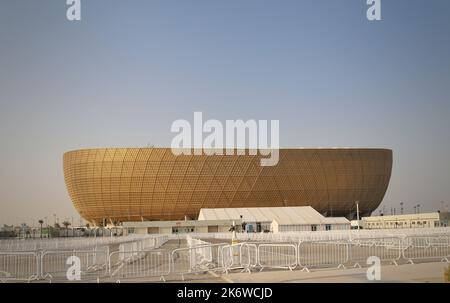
[63,148,392,224]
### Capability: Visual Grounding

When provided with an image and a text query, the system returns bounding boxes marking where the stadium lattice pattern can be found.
[63,148,392,224]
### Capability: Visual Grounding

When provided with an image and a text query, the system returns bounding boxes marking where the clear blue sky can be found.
[0,0,449,225]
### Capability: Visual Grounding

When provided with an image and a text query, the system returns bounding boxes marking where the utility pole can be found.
[231,220,238,244]
[356,201,360,231]
[44,217,48,238]
[400,202,404,215]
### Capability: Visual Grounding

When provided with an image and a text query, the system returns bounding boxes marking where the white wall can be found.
[274,223,350,233]
[195,226,208,233]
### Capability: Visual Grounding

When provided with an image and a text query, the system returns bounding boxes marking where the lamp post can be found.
[356,201,360,231]
[38,219,43,238]
[44,217,48,238]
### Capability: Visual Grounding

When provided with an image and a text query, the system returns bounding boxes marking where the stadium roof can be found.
[198,206,349,225]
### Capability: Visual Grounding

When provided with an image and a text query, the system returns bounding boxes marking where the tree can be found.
[62,221,71,237]
[38,219,44,238]
[84,223,90,237]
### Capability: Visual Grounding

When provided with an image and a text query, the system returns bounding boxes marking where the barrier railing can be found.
[298,241,348,272]
[220,243,249,273]
[116,236,169,264]
[185,227,450,243]
[348,237,402,267]
[257,243,297,271]
[1,232,450,282]
[0,251,40,282]
[402,235,450,264]
[171,243,228,280]
[109,249,171,282]
[0,234,168,252]
[240,243,258,271]
[40,249,109,282]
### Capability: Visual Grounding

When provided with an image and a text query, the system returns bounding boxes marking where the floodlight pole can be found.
[231,221,237,245]
[356,201,360,231]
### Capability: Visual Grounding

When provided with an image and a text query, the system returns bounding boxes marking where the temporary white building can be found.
[198,206,350,232]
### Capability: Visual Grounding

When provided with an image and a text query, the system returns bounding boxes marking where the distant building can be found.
[121,206,350,235]
[350,220,363,229]
[362,212,449,229]
[122,219,239,235]
[0,225,16,237]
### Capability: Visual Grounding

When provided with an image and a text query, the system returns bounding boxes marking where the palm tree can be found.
[62,221,71,237]
[38,219,44,238]
[85,223,90,237]
[52,223,60,237]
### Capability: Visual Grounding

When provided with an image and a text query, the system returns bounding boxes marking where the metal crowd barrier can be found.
[297,241,349,272]
[40,249,109,282]
[1,233,450,282]
[171,243,228,280]
[240,243,258,271]
[402,235,450,264]
[0,234,169,252]
[189,227,450,243]
[349,237,402,267]
[221,243,249,273]
[0,251,40,282]
[257,243,297,271]
[109,249,171,282]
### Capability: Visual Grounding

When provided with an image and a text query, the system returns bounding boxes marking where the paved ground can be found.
[100,261,450,283]
[223,262,450,283]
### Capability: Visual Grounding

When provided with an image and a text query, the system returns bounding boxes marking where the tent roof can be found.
[198,206,349,225]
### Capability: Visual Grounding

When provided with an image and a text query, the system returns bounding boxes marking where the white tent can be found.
[198,206,350,232]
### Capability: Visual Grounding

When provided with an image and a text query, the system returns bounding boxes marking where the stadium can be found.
[4,147,450,284]
[63,148,393,225]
